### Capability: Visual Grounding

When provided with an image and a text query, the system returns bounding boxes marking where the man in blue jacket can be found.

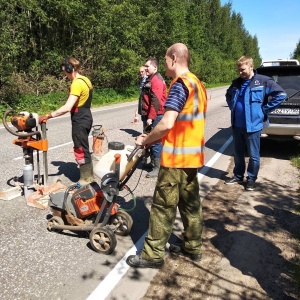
[225,56,287,191]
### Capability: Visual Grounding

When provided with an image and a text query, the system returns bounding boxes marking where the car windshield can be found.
[274,75,300,98]
[256,66,300,100]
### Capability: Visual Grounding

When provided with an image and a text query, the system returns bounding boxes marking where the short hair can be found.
[237,56,253,68]
[61,57,81,71]
[145,57,158,68]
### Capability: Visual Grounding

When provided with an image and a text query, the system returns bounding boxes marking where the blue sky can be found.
[220,0,300,63]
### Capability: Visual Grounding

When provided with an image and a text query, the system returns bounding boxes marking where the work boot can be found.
[79,162,94,186]
[126,255,164,269]
[143,153,154,170]
[169,244,202,261]
[146,158,160,178]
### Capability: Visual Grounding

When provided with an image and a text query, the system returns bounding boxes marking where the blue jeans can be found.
[142,115,163,159]
[232,126,261,182]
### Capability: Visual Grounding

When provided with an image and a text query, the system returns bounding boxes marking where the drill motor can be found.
[11,112,38,132]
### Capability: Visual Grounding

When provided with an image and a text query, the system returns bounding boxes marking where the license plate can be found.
[271,108,299,115]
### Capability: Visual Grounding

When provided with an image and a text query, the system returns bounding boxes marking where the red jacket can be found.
[140,72,167,120]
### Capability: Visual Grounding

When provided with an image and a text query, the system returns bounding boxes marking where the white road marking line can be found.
[86,231,148,300]
[13,141,75,160]
[13,135,97,161]
[86,135,233,300]
[10,103,138,160]
[198,136,232,181]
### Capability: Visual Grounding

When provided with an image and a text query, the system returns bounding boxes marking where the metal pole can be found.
[41,122,48,187]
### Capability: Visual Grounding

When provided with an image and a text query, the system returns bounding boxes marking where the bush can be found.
[1,86,139,119]
[92,87,138,107]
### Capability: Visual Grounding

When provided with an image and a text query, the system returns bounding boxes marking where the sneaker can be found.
[169,244,202,262]
[246,180,256,191]
[126,255,164,269]
[225,177,243,185]
[143,161,154,170]
[146,167,159,178]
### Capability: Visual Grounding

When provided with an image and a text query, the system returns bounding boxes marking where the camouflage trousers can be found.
[141,166,203,261]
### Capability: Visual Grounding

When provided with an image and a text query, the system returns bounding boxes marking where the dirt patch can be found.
[141,152,300,300]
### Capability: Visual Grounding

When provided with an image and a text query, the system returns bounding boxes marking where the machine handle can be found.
[127,145,143,162]
[92,124,103,131]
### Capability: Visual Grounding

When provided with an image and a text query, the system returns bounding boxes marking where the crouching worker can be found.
[39,57,94,185]
[126,43,207,269]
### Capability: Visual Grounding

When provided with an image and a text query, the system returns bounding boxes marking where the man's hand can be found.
[146,118,152,126]
[38,113,52,124]
[135,134,148,146]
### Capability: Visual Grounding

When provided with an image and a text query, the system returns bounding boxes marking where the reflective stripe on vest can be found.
[163,145,205,155]
[177,112,206,121]
[182,74,200,115]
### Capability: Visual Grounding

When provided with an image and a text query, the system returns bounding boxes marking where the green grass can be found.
[92,87,138,108]
[0,87,139,118]
[1,83,229,120]
[291,155,300,169]
[205,82,230,89]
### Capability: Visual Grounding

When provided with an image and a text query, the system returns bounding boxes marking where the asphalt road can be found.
[0,87,232,300]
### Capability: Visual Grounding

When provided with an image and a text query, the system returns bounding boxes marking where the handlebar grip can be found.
[127,145,142,162]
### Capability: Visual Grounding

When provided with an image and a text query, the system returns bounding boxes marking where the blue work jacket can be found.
[226,72,287,132]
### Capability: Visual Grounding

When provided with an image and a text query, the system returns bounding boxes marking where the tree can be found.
[0,0,263,106]
[292,39,300,61]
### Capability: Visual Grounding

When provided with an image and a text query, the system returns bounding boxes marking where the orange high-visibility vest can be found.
[161,72,207,168]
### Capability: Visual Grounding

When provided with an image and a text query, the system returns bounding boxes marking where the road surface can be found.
[0,86,247,300]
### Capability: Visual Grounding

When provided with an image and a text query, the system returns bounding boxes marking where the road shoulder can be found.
[141,153,300,299]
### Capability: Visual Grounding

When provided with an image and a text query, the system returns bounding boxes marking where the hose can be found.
[119,185,137,212]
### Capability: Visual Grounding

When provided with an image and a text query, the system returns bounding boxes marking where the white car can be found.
[260,59,299,67]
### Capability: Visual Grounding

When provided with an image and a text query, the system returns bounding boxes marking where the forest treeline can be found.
[1,0,263,112]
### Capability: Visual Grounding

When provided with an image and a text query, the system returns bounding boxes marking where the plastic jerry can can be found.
[93,142,141,181]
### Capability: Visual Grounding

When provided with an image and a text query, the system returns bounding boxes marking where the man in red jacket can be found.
[140,57,167,178]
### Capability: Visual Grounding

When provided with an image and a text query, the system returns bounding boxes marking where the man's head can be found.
[237,56,254,80]
[61,57,80,77]
[144,57,158,76]
[164,43,190,78]
[139,66,146,78]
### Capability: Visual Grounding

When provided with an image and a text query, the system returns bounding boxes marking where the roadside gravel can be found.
[142,140,300,300]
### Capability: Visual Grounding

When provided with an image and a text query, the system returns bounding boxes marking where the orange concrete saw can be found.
[47,143,147,255]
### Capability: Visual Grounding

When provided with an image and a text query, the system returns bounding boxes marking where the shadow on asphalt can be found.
[205,126,233,156]
[50,160,79,182]
[120,128,141,138]
[125,196,150,245]
[260,139,300,160]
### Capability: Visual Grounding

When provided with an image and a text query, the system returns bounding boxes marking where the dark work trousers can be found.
[72,116,92,165]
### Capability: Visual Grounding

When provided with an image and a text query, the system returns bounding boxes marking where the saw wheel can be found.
[89,227,117,254]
